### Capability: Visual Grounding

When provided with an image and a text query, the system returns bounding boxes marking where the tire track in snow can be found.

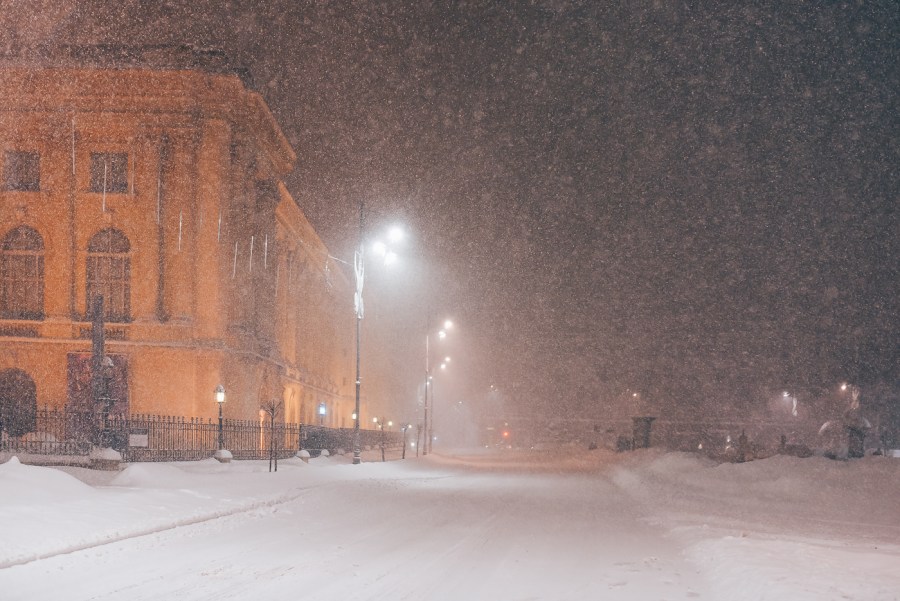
[0,484,326,570]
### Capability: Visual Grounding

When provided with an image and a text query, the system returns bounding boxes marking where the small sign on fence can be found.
[129,428,149,448]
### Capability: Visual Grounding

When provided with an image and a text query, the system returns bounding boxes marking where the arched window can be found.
[1,226,44,320]
[0,368,37,437]
[87,228,130,322]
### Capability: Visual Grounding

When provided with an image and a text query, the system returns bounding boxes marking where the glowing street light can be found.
[388,226,404,243]
[371,228,404,267]
[783,390,798,417]
[841,382,861,410]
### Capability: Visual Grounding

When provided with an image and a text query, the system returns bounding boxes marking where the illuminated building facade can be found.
[0,52,366,428]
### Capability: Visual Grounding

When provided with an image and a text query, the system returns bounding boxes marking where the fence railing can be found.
[0,409,402,463]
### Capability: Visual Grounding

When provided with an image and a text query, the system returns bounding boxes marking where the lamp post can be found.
[373,416,392,462]
[214,384,231,463]
[353,203,404,465]
[215,384,225,449]
[783,390,798,417]
[401,423,411,459]
[99,355,115,441]
[424,320,453,455]
[841,382,860,411]
[352,204,364,465]
[431,357,450,452]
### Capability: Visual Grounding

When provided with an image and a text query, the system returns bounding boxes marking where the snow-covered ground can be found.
[1,448,898,600]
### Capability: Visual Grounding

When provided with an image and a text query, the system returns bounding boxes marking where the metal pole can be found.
[423,333,429,456]
[90,296,105,444]
[402,426,407,459]
[217,402,224,450]
[429,377,436,454]
[353,313,361,464]
[353,202,364,465]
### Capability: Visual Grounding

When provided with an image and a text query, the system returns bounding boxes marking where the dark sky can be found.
[4,1,898,421]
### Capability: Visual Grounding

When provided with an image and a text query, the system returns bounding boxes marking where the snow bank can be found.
[111,463,204,488]
[612,452,900,525]
[89,447,122,461]
[687,536,900,601]
[0,456,96,504]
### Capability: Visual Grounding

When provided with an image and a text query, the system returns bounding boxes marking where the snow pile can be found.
[0,456,96,504]
[688,536,899,601]
[607,451,900,601]
[111,462,213,488]
[89,447,122,461]
[611,452,900,537]
[0,457,321,569]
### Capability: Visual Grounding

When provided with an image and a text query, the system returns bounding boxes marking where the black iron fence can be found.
[0,408,402,463]
[300,425,402,457]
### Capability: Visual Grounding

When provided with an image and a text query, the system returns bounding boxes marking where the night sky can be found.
[3,1,898,422]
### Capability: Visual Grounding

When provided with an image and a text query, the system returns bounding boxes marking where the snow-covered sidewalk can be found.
[1,449,898,600]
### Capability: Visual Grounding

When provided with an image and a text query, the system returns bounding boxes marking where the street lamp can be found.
[841,382,860,411]
[99,355,115,437]
[783,390,798,417]
[214,384,231,463]
[401,423,412,459]
[215,384,225,449]
[424,320,453,456]
[373,416,392,462]
[353,207,404,465]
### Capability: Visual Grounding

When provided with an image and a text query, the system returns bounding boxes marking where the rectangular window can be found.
[3,151,40,192]
[90,152,129,193]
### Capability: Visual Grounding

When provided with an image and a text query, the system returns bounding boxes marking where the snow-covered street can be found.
[1,450,898,601]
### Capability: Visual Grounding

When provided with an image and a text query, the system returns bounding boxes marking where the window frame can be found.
[2,150,41,192]
[0,226,45,320]
[89,152,130,194]
[86,229,131,323]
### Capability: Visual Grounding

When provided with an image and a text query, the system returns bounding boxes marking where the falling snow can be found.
[0,3,898,597]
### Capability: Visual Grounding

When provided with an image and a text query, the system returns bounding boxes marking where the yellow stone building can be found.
[0,54,370,429]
